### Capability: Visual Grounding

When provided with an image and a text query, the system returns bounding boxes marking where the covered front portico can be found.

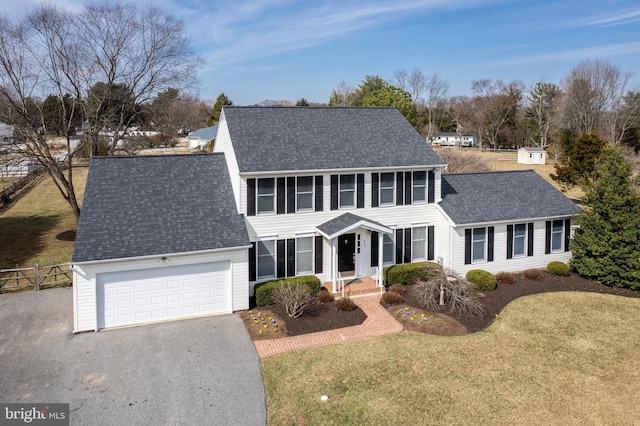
[317,213,392,293]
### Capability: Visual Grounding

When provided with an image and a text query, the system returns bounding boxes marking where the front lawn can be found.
[262,292,640,425]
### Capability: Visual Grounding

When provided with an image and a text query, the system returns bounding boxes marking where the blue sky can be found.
[3,0,640,105]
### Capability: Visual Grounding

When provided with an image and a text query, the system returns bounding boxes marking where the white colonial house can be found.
[430,132,476,147]
[71,107,580,331]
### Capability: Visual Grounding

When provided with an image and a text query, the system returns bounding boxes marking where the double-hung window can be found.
[257,240,276,279]
[339,175,355,208]
[513,223,527,257]
[412,171,427,203]
[383,233,395,265]
[296,236,314,275]
[412,226,427,261]
[472,228,486,263]
[379,173,395,205]
[551,219,564,251]
[296,176,313,211]
[257,178,275,214]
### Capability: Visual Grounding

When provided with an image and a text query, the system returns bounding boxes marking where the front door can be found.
[338,233,355,274]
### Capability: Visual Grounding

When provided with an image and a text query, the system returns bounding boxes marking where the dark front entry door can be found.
[338,233,356,272]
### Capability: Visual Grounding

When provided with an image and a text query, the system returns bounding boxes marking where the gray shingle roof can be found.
[317,213,391,239]
[72,154,249,263]
[439,170,582,225]
[188,125,218,140]
[221,106,444,173]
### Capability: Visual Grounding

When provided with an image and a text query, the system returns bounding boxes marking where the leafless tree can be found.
[561,59,633,144]
[436,148,491,173]
[328,80,357,106]
[413,268,482,317]
[0,2,200,223]
[392,69,408,92]
[424,72,450,141]
[527,82,562,148]
[393,68,429,104]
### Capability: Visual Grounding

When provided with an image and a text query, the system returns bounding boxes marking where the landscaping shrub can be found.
[335,297,357,311]
[255,275,322,306]
[466,269,497,291]
[317,288,334,303]
[547,261,570,276]
[380,291,404,306]
[384,262,442,286]
[272,281,314,319]
[414,268,482,316]
[523,268,544,281]
[496,272,517,285]
[388,283,405,295]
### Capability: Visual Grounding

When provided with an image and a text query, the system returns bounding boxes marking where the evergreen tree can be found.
[208,93,233,126]
[570,146,640,289]
[551,132,606,188]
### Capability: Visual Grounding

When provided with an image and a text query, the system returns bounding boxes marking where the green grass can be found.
[0,167,88,268]
[262,292,640,425]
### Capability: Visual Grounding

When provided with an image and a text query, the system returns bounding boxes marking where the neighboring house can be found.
[430,132,476,147]
[187,125,218,149]
[72,106,580,332]
[0,122,13,145]
[0,157,39,177]
[518,147,546,165]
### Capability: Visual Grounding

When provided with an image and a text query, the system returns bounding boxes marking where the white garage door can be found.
[97,261,231,329]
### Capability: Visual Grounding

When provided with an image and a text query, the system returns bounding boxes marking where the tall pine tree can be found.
[570,146,640,289]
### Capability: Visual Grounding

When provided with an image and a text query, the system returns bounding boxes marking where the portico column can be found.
[378,232,384,287]
[331,237,337,293]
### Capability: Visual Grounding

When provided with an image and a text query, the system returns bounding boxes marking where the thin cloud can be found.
[495,41,640,67]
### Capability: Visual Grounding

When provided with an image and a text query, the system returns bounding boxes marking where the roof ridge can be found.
[91,153,224,160]
[445,169,535,177]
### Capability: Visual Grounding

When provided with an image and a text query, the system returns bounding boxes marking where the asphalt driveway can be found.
[0,287,266,425]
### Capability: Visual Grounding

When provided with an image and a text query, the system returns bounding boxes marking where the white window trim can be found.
[412,171,427,204]
[296,176,314,213]
[256,238,277,280]
[379,172,395,206]
[471,227,487,264]
[338,174,356,209]
[513,223,527,258]
[257,177,276,215]
[551,219,564,252]
[411,225,427,262]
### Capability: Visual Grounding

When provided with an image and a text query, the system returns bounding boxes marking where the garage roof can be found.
[72,153,249,263]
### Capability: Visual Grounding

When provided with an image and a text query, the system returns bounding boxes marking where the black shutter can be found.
[371,173,379,208]
[404,172,412,205]
[315,176,323,212]
[527,223,534,256]
[464,229,472,265]
[506,224,514,259]
[286,238,295,277]
[427,225,435,261]
[314,236,323,273]
[276,239,286,278]
[247,178,256,216]
[330,175,338,210]
[357,173,365,208]
[277,177,286,214]
[395,229,404,265]
[428,170,435,203]
[487,227,494,262]
[545,221,551,254]
[249,242,256,281]
[564,218,571,252]
[370,231,379,267]
[286,177,295,213]
[396,172,404,206]
[404,228,412,263]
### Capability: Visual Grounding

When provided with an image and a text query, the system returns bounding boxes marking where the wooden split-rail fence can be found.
[0,263,72,293]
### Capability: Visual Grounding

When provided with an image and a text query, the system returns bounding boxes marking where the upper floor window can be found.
[551,219,564,252]
[412,171,426,203]
[257,178,275,214]
[379,173,395,205]
[513,223,527,257]
[296,176,314,212]
[339,174,355,208]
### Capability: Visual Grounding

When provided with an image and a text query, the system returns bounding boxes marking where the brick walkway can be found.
[253,294,404,359]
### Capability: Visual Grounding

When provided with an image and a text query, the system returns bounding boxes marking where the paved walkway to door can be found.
[253,293,403,359]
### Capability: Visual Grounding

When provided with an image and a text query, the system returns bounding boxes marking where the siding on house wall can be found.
[213,113,242,212]
[72,249,248,332]
[448,219,574,275]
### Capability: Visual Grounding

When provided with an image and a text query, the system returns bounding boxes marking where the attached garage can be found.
[97,262,231,329]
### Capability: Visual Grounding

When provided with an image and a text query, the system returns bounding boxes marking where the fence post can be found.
[34,263,39,291]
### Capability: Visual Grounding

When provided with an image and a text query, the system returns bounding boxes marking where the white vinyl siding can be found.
[412,171,427,203]
[412,226,427,261]
[472,227,486,263]
[257,240,276,279]
[296,236,313,275]
[296,176,314,212]
[551,219,564,252]
[379,172,395,205]
[514,223,527,257]
[257,178,275,214]
[339,174,355,208]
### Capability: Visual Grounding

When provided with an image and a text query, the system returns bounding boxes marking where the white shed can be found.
[518,147,546,165]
